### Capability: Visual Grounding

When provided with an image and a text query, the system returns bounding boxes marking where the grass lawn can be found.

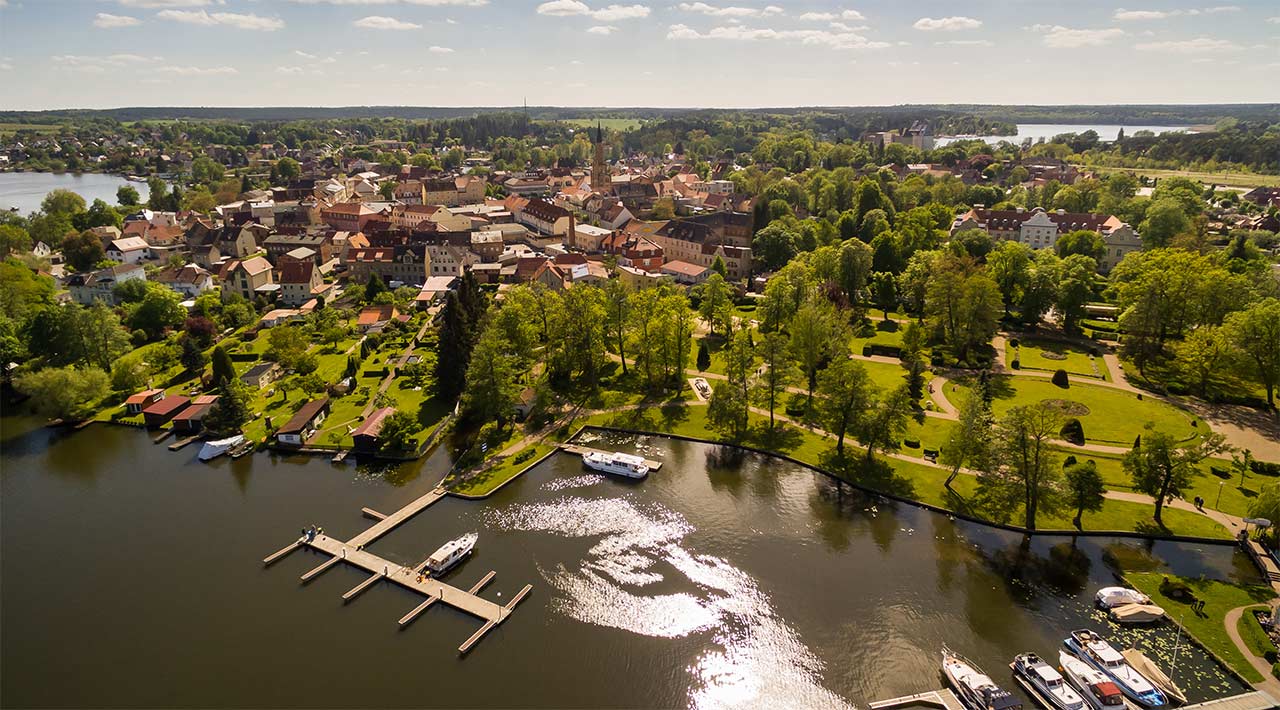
[688,331,757,377]
[1127,572,1275,683]
[1083,165,1280,189]
[449,443,554,497]
[1236,605,1276,662]
[1008,337,1108,381]
[951,375,1202,446]
[1075,449,1256,518]
[852,321,907,354]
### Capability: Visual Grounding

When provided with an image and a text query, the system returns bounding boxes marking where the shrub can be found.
[1272,662,1280,680]
[1009,337,1020,347]
[1010,359,1021,370]
[1060,418,1085,446]
[1052,369,1069,388]
[1063,455,1078,468]
[512,448,537,464]
[1159,576,1199,604]
[1252,461,1280,477]
[1088,346,1100,357]
[862,345,873,357]
[903,438,920,449]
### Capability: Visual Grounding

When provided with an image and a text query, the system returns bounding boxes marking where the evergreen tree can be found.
[180,336,207,374]
[210,344,235,387]
[435,291,471,401]
[205,380,251,435]
[696,339,711,371]
[364,272,388,302]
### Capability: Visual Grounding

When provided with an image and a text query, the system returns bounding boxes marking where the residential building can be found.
[321,201,382,232]
[951,206,1126,251]
[570,224,613,252]
[241,362,281,388]
[357,305,399,332]
[68,263,146,305]
[142,395,190,429]
[602,232,664,272]
[646,212,752,280]
[125,388,165,415]
[660,259,709,285]
[264,233,332,264]
[172,394,217,435]
[352,407,395,452]
[1100,223,1144,273]
[221,256,275,301]
[344,244,429,286]
[153,263,215,299]
[279,260,324,307]
[516,198,574,237]
[275,397,330,447]
[107,236,149,264]
[423,176,485,206]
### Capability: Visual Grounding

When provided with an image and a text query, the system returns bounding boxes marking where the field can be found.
[556,118,642,131]
[0,122,62,137]
[1083,164,1280,188]
[950,376,1202,446]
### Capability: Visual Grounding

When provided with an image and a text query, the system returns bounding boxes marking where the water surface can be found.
[0,171,150,216]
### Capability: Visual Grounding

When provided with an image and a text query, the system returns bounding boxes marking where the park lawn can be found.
[1008,337,1109,381]
[1237,606,1276,661]
[688,332,758,377]
[951,375,1202,446]
[449,443,554,497]
[852,323,907,354]
[1074,450,1256,518]
[1127,572,1275,684]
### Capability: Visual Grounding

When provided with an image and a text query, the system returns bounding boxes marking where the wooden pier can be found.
[168,435,200,451]
[558,443,663,471]
[869,689,965,710]
[1182,691,1278,710]
[262,486,533,654]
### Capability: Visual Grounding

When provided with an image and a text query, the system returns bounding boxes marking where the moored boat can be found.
[1059,650,1127,710]
[1096,587,1151,609]
[198,434,245,461]
[426,532,477,575]
[1011,652,1084,710]
[1064,630,1166,708]
[582,450,649,479]
[942,647,1024,710]
[1121,649,1186,705]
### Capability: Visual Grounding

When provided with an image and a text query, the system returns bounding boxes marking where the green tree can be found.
[986,240,1031,317]
[14,365,109,422]
[602,277,630,374]
[146,177,169,211]
[210,344,236,387]
[435,291,472,400]
[62,231,105,271]
[752,222,800,272]
[707,379,748,439]
[1173,325,1235,399]
[1224,298,1280,407]
[1056,255,1096,333]
[117,185,141,207]
[276,157,301,181]
[755,330,793,429]
[1056,230,1106,261]
[815,357,872,457]
[462,325,522,429]
[696,339,711,371]
[204,380,252,435]
[1065,460,1106,529]
[1139,197,1192,248]
[981,404,1064,531]
[940,392,994,489]
[179,335,207,373]
[41,189,86,218]
[110,355,151,393]
[855,384,914,467]
[1124,427,1230,526]
[378,410,419,452]
[870,271,897,321]
[265,326,309,369]
[697,273,733,337]
[0,224,33,258]
[788,298,842,407]
[128,283,186,341]
[27,211,75,248]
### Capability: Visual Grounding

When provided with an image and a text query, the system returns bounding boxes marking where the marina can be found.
[263,486,533,653]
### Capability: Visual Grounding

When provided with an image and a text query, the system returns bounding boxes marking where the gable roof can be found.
[352,406,395,438]
[277,397,330,435]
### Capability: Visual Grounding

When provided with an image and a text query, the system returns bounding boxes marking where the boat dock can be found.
[557,443,663,470]
[262,486,533,654]
[869,689,965,710]
[1182,691,1278,710]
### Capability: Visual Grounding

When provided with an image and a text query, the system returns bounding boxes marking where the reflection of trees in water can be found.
[705,445,745,495]
[978,536,1094,604]
[1101,540,1163,576]
[932,515,969,593]
[809,476,874,552]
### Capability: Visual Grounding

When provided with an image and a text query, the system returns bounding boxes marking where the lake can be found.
[0,171,150,216]
[935,123,1196,147]
[0,416,1255,707]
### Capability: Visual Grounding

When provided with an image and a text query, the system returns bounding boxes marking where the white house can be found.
[153,263,215,299]
[107,236,150,264]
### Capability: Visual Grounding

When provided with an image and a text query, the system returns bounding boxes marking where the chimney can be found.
[1056,209,1065,215]
[1016,207,1025,214]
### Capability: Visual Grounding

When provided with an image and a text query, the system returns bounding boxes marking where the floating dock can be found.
[557,443,663,471]
[1183,691,1279,710]
[869,689,965,710]
[263,486,533,654]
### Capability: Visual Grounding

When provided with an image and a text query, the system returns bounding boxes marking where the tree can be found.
[721,328,754,429]
[435,291,471,401]
[710,255,728,278]
[707,380,748,439]
[180,335,207,373]
[753,222,800,271]
[696,339,711,371]
[191,156,224,184]
[1056,230,1106,261]
[870,271,897,321]
[146,177,170,211]
[602,278,630,374]
[1224,298,1280,407]
[982,404,1064,531]
[377,410,419,453]
[815,357,872,457]
[1124,427,1230,526]
[986,240,1031,317]
[276,157,301,181]
[697,273,733,337]
[210,344,236,387]
[41,189,86,218]
[110,355,151,393]
[940,393,994,489]
[0,224,32,258]
[204,380,252,435]
[788,298,842,407]
[364,272,388,302]
[462,325,522,428]
[117,185,141,207]
[62,231,105,271]
[855,384,914,466]
[1056,255,1096,333]
[265,326,308,369]
[1174,326,1234,399]
[1139,198,1192,248]
[1248,482,1280,545]
[14,365,109,422]
[128,283,186,341]
[756,330,793,429]
[27,211,75,248]
[1065,460,1106,529]
[77,199,123,231]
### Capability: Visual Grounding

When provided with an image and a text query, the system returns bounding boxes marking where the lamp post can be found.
[1216,480,1225,509]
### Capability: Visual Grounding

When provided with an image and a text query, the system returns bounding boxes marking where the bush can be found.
[1010,359,1021,370]
[1272,662,1280,680]
[862,345,873,357]
[1063,455,1078,468]
[1060,418,1085,446]
[1052,369,1069,388]
[1252,460,1280,477]
[512,448,537,464]
[1088,346,1100,357]
[1009,337,1020,347]
[903,438,920,449]
[1159,576,1199,604]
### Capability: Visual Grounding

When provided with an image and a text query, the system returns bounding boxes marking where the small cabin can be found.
[275,397,330,447]
[125,388,165,415]
[142,395,191,428]
[351,407,394,452]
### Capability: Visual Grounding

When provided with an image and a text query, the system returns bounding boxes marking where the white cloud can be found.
[353,15,422,29]
[0,62,12,72]
[95,13,143,28]
[1135,36,1242,52]
[798,9,863,22]
[913,16,982,31]
[118,0,210,7]
[287,0,487,4]
[159,65,239,75]
[667,23,890,49]
[156,10,285,30]
[536,1,650,21]
[1114,6,1240,20]
[935,39,993,46]
[52,54,163,73]
[428,45,454,52]
[677,2,782,18]
[277,66,306,74]
[1029,24,1125,47]
[295,50,319,59]
[1266,16,1280,24]
[587,24,617,34]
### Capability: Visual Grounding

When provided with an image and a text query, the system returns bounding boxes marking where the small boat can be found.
[1011,652,1084,710]
[425,532,477,575]
[1121,649,1186,705]
[1064,630,1166,708]
[1096,587,1151,609]
[1059,651,1128,710]
[582,450,649,479]
[198,434,245,461]
[943,647,1024,710]
[1109,604,1166,625]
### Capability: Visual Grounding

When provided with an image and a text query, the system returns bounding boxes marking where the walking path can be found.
[1223,605,1280,697]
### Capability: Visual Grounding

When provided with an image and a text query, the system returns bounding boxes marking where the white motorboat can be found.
[425,532,477,575]
[942,647,1024,710]
[1059,651,1127,710]
[1064,630,1166,708]
[198,434,245,461]
[582,450,649,479]
[1011,652,1085,710]
[1121,649,1186,705]
[1096,587,1151,609]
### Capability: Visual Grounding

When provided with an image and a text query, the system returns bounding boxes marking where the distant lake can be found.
[936,123,1196,147]
[0,172,150,216]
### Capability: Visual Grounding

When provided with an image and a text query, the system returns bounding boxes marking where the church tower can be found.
[590,121,610,192]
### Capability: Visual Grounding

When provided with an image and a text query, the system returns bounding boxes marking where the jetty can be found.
[557,442,663,471]
[262,486,533,654]
[1182,691,1278,710]
[869,689,965,710]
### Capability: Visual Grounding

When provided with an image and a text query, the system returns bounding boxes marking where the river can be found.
[935,123,1195,147]
[0,416,1255,707]
[0,171,150,216]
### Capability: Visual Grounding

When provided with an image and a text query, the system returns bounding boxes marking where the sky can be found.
[0,0,1277,110]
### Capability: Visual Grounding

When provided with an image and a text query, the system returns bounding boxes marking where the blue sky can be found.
[0,0,1277,110]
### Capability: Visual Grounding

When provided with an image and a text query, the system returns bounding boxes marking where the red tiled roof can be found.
[352,407,395,438]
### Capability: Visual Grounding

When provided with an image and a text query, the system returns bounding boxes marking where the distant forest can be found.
[3,103,1277,128]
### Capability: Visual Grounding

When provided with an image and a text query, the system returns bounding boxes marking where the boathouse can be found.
[352,407,394,452]
[142,395,191,428]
